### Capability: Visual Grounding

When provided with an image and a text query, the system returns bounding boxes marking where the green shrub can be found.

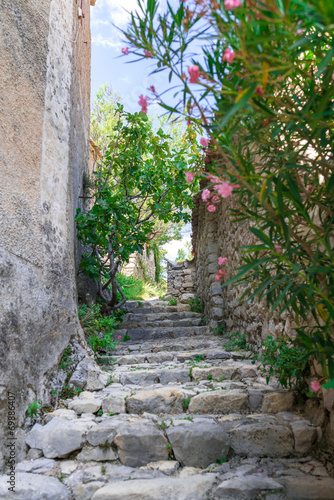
[214,324,225,336]
[59,385,82,399]
[26,401,42,418]
[169,298,177,306]
[78,304,116,353]
[259,335,310,394]
[182,396,191,411]
[224,332,248,352]
[188,298,204,313]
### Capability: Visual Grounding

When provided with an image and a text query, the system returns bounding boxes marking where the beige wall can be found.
[0,0,92,464]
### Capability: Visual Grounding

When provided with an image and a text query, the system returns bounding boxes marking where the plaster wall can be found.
[0,0,92,464]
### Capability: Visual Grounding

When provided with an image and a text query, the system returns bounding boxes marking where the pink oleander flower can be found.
[207,204,216,212]
[149,85,156,93]
[212,196,220,203]
[297,28,303,35]
[224,0,241,9]
[122,47,129,55]
[144,49,153,58]
[216,181,238,199]
[138,95,148,114]
[185,171,195,183]
[218,257,228,265]
[188,65,200,83]
[306,185,314,194]
[215,274,222,281]
[202,189,211,202]
[200,137,209,147]
[274,243,282,253]
[219,269,227,276]
[118,335,122,339]
[255,85,264,96]
[222,48,235,64]
[310,380,321,392]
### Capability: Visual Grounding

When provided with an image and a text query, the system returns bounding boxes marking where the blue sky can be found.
[90,0,178,115]
[90,0,192,260]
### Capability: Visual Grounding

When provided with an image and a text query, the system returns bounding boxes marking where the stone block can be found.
[102,395,126,415]
[68,399,102,415]
[119,370,159,386]
[188,390,249,414]
[25,418,91,458]
[126,387,185,414]
[166,421,230,467]
[0,472,71,499]
[290,420,318,454]
[113,422,169,467]
[77,445,118,462]
[261,392,294,413]
[213,475,284,499]
[92,475,216,500]
[230,422,294,457]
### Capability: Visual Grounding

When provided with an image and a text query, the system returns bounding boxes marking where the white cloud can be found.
[92,32,122,49]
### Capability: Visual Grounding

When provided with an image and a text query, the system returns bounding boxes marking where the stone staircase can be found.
[2,300,334,499]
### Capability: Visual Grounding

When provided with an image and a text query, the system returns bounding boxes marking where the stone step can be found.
[22,411,320,467]
[113,325,208,342]
[119,318,204,329]
[7,454,334,500]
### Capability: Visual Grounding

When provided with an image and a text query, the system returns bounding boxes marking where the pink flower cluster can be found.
[200,175,238,213]
[222,48,235,64]
[310,380,321,392]
[144,49,153,58]
[185,171,195,183]
[188,65,200,83]
[138,95,149,114]
[215,257,228,281]
[224,0,241,9]
[200,137,209,147]
[122,47,129,55]
[274,243,282,254]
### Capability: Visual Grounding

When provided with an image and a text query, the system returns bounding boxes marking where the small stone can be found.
[72,482,105,500]
[101,396,126,415]
[59,460,78,475]
[44,409,77,423]
[26,449,43,460]
[214,475,284,499]
[141,460,179,476]
[16,458,55,474]
[77,445,118,462]
[178,467,203,477]
[68,399,102,415]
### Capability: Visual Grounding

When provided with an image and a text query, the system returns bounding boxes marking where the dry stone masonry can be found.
[165,260,196,304]
[1,299,333,499]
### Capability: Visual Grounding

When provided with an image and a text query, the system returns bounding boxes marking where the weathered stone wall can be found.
[122,245,156,282]
[191,187,294,346]
[165,260,196,304]
[0,0,93,464]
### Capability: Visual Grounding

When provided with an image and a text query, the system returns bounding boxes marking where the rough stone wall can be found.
[192,187,294,347]
[0,0,92,464]
[166,260,196,304]
[122,245,156,282]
